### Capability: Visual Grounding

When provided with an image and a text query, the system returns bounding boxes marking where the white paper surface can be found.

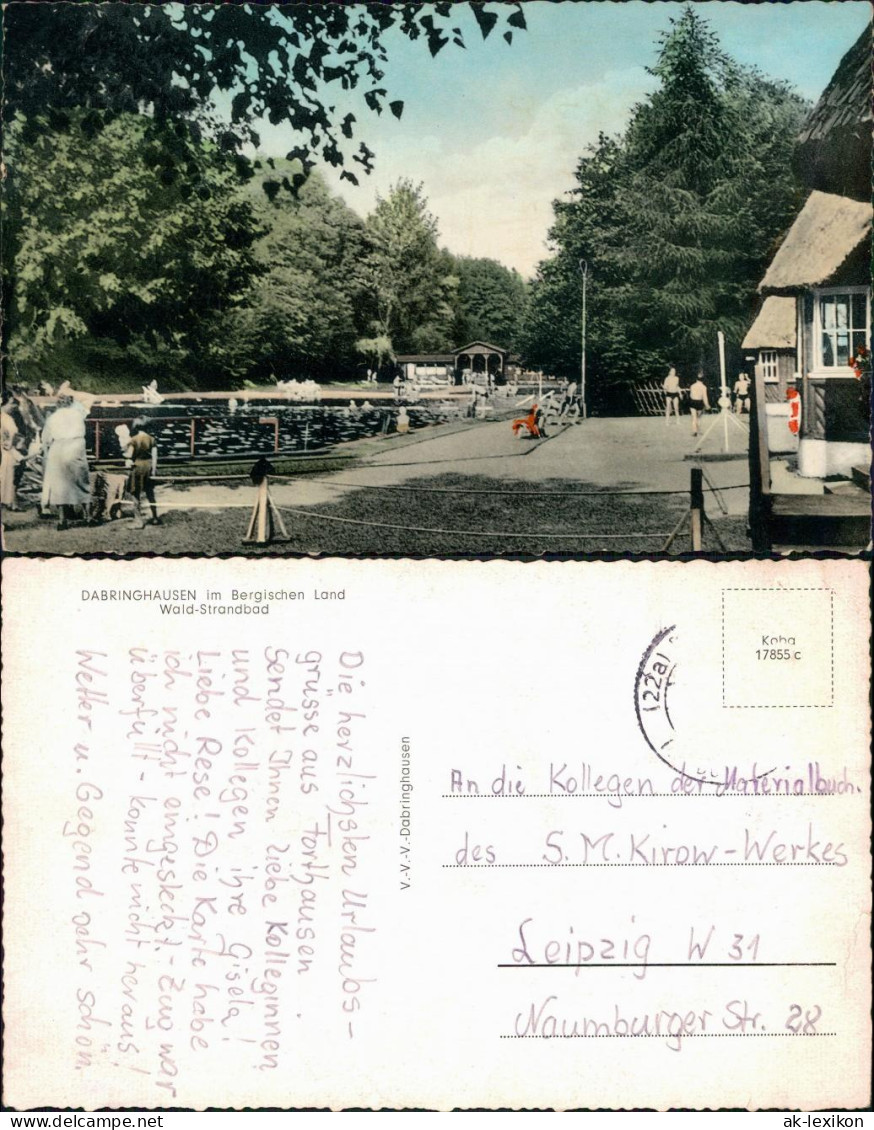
[2,557,870,1110]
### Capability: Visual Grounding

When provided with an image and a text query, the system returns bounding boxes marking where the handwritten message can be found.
[66,642,373,1100]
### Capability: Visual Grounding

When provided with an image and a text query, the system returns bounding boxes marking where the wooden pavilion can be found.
[453,341,510,384]
[395,342,514,386]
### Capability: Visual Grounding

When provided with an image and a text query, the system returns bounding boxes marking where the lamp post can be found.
[578,259,588,420]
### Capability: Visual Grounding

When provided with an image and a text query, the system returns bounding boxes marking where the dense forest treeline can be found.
[1,1,528,391]
[2,5,812,399]
[4,133,530,390]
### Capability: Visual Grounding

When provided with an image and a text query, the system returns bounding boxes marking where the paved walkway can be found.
[161,415,751,516]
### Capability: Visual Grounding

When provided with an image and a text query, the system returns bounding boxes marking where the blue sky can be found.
[254,1,871,277]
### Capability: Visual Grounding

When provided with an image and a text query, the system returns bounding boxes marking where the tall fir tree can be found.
[522,6,809,406]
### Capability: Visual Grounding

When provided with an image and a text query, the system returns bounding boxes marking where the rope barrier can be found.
[136,498,675,541]
[273,478,750,498]
[20,474,740,545]
[145,501,255,509]
[153,475,749,497]
[273,505,668,539]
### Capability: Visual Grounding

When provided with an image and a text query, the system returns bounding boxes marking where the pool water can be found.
[84,399,460,462]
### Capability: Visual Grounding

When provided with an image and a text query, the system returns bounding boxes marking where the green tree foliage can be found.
[522,132,644,401]
[2,2,525,385]
[628,9,733,197]
[360,180,458,354]
[450,257,530,350]
[4,115,263,382]
[355,335,395,376]
[522,7,809,409]
[3,3,526,185]
[211,168,369,382]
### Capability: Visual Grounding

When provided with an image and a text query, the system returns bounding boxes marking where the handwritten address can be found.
[66,643,374,1100]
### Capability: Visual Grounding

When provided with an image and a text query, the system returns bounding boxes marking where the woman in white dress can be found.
[1,409,23,509]
[40,393,91,529]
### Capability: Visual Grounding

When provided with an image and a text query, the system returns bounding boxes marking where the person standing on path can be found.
[687,370,710,437]
[125,418,162,528]
[733,372,751,414]
[1,405,24,510]
[662,366,681,423]
[40,390,92,529]
[559,379,578,418]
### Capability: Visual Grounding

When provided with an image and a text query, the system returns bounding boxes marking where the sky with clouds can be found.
[254,1,871,279]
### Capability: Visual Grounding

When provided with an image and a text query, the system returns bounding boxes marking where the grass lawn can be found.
[3,473,750,556]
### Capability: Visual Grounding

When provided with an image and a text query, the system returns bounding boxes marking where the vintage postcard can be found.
[1,0,872,1116]
[2,555,871,1110]
[1,0,870,557]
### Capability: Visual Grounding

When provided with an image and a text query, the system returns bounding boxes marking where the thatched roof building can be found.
[742,296,797,399]
[759,190,871,295]
[746,26,872,503]
[741,296,796,351]
[794,27,872,200]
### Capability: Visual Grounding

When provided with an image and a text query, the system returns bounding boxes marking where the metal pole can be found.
[718,329,729,452]
[579,259,588,420]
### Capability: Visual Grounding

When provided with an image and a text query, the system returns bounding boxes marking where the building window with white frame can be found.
[760,350,779,383]
[817,287,869,370]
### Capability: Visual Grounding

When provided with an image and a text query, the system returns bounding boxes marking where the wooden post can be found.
[244,477,272,544]
[243,456,289,545]
[189,418,196,457]
[801,372,813,440]
[747,353,772,552]
[94,420,101,460]
[690,467,704,552]
[256,479,268,543]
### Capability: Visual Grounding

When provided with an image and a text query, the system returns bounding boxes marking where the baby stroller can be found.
[88,469,134,523]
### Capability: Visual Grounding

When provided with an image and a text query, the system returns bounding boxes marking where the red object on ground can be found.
[512,405,541,438]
